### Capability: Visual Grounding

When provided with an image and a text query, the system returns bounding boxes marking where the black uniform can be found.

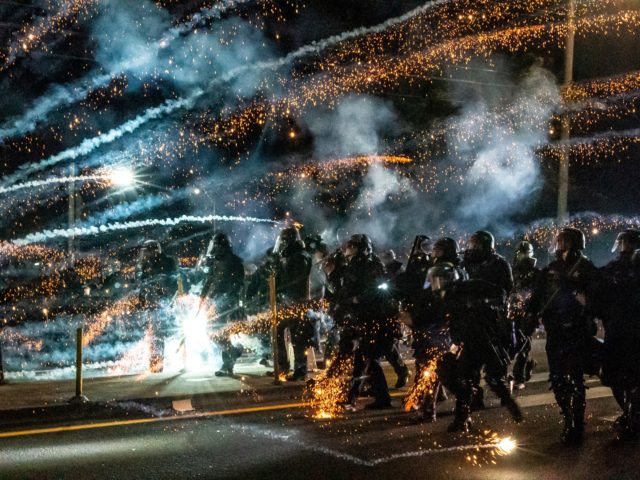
[323,250,355,373]
[462,248,513,407]
[380,253,409,389]
[340,252,395,408]
[528,251,599,443]
[275,241,313,379]
[445,279,522,431]
[600,251,640,437]
[409,287,456,421]
[462,251,514,297]
[201,237,245,376]
[509,257,539,385]
[136,244,179,373]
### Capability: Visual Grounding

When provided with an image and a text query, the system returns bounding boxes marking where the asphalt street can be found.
[0,361,638,480]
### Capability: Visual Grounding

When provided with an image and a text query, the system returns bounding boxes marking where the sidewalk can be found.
[0,337,549,430]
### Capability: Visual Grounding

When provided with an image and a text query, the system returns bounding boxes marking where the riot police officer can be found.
[528,227,600,444]
[432,237,463,267]
[509,241,539,389]
[462,231,513,295]
[378,249,410,388]
[200,232,246,377]
[399,235,432,305]
[461,231,513,408]
[407,263,462,422]
[340,234,395,409]
[273,227,313,381]
[600,229,640,440]
[445,277,523,433]
[136,240,179,373]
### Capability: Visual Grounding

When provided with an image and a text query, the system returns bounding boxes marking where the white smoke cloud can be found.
[307,95,399,158]
[452,64,561,230]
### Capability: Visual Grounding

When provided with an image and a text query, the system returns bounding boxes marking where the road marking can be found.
[0,402,310,439]
[0,383,616,439]
[516,386,612,408]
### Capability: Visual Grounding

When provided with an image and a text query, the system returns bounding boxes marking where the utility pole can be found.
[557,0,575,222]
[68,161,76,262]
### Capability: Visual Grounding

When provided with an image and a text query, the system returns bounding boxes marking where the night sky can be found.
[0,0,639,264]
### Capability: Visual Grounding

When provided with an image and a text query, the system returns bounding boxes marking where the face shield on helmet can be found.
[208,233,231,258]
[141,240,161,258]
[611,229,640,253]
[274,227,301,255]
[426,263,460,293]
[464,231,494,264]
[418,237,433,256]
[433,237,459,263]
[514,241,535,265]
[343,234,372,260]
[549,228,585,255]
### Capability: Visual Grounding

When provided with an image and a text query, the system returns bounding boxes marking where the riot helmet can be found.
[274,227,303,255]
[378,249,397,265]
[142,239,162,255]
[417,235,433,255]
[426,262,461,293]
[514,240,536,266]
[208,232,232,258]
[464,230,495,264]
[344,233,373,259]
[611,229,640,253]
[433,237,459,263]
[554,227,586,254]
[304,234,328,256]
[470,231,495,251]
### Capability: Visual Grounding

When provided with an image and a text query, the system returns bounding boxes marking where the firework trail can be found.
[1,0,451,185]
[14,214,279,245]
[159,0,255,46]
[305,356,353,419]
[1,94,198,187]
[2,0,98,70]
[78,193,182,227]
[0,0,255,142]
[224,0,455,75]
[566,127,640,144]
[0,73,114,142]
[0,174,109,195]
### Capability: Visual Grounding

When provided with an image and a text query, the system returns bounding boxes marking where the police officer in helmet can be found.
[528,227,600,444]
[601,229,640,440]
[200,232,246,377]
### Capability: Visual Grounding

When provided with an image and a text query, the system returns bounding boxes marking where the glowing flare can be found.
[109,167,136,187]
[495,437,517,455]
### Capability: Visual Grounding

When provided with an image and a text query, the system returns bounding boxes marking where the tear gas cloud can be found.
[1,0,637,381]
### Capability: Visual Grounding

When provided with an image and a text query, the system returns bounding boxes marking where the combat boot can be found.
[447,415,472,433]
[561,415,584,445]
[395,365,410,389]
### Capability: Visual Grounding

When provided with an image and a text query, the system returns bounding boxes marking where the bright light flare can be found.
[109,167,136,187]
[495,437,517,455]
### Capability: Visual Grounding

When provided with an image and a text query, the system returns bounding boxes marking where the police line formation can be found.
[134,226,640,445]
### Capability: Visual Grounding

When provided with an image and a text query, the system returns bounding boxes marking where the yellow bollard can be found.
[0,334,4,385]
[268,274,281,385]
[69,327,89,404]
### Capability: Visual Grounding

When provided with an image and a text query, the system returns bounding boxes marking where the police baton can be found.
[406,235,429,271]
[538,255,586,316]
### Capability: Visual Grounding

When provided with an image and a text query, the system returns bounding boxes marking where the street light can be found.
[557,0,575,222]
[109,166,136,188]
[68,166,136,261]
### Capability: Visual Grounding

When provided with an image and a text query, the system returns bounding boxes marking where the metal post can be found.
[557,0,575,222]
[268,273,281,385]
[0,333,5,384]
[68,162,76,262]
[70,327,89,403]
